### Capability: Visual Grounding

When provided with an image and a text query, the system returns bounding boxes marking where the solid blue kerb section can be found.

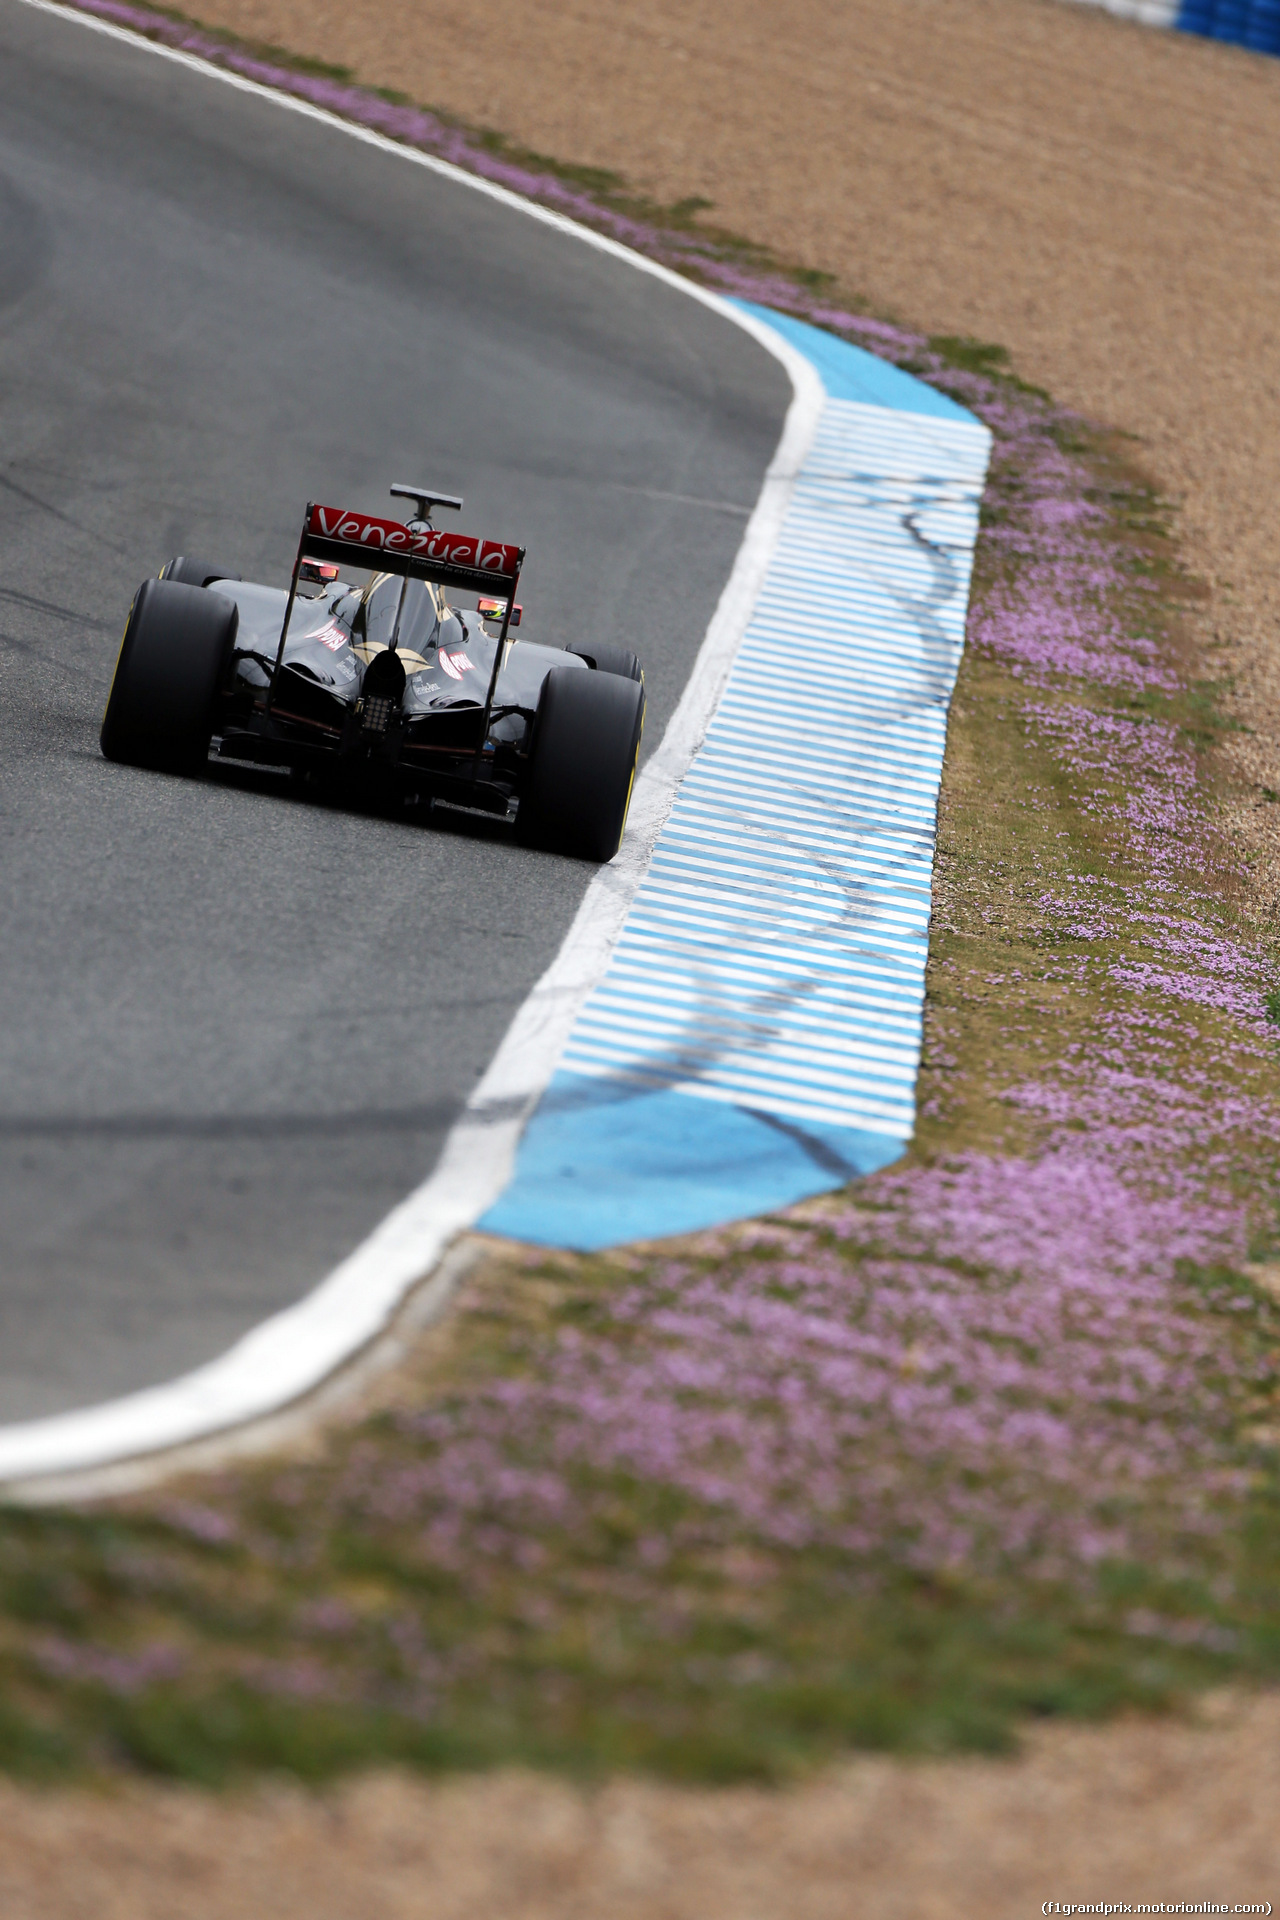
[481,1074,903,1249]
[479,307,990,1252]
[731,302,979,422]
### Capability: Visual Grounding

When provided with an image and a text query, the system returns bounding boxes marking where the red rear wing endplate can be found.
[302,503,523,597]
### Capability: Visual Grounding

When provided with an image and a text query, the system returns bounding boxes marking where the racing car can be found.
[100,485,646,861]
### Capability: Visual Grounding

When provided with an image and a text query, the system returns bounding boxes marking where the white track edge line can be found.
[0,0,825,1486]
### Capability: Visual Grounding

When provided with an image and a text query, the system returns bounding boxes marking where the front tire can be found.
[101,576,238,775]
[517,666,645,861]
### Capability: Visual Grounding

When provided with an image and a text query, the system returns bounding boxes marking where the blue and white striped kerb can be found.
[481,305,991,1249]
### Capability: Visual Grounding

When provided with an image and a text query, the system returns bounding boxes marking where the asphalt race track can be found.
[0,0,789,1422]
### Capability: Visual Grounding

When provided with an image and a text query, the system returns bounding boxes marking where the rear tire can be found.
[517,666,645,861]
[160,556,241,589]
[566,642,642,682]
[101,577,238,775]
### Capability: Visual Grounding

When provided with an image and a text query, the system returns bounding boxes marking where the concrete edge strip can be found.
[0,0,825,1487]
[1063,0,1179,25]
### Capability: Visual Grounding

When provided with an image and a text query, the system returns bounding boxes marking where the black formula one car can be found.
[101,485,646,861]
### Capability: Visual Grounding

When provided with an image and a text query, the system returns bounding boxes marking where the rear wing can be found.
[301,503,524,598]
[266,499,527,754]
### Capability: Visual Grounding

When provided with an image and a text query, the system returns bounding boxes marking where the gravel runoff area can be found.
[0,1694,1276,1917]
[15,0,1280,1908]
